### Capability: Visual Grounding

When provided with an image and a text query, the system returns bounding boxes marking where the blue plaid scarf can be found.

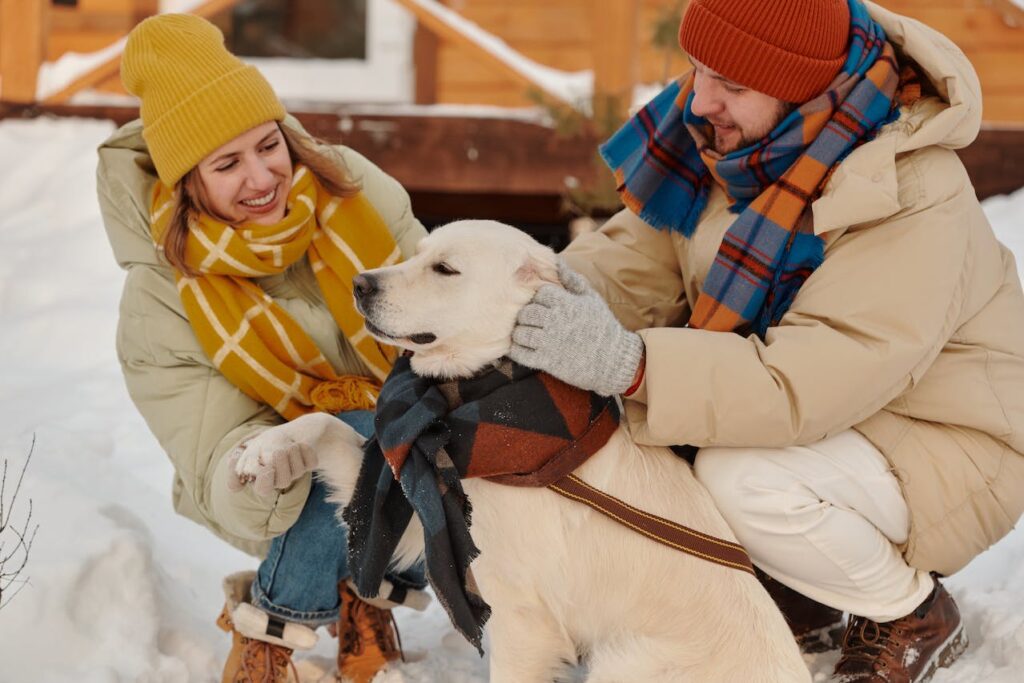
[601,0,909,337]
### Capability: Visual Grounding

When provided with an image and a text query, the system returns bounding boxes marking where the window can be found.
[209,0,414,104]
[223,0,367,60]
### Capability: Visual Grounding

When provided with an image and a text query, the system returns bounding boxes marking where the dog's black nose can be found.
[353,273,378,302]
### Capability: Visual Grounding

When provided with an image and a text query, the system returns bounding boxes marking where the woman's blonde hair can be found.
[162,124,360,276]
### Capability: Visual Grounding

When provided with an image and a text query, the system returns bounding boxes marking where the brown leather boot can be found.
[755,567,846,653]
[336,581,403,683]
[832,577,968,683]
[217,571,317,683]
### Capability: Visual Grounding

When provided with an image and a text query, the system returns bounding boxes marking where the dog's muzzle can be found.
[353,272,378,311]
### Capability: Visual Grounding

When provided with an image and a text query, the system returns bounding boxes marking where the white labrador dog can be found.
[239,220,810,682]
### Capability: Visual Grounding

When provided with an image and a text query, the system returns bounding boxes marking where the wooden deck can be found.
[1,103,1021,245]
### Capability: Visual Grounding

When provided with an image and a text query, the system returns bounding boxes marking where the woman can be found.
[97,14,427,682]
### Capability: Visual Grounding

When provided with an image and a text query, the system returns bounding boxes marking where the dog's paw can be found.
[232,442,267,483]
[226,435,278,494]
[227,424,318,496]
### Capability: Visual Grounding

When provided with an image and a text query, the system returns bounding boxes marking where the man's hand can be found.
[228,413,362,496]
[511,260,644,396]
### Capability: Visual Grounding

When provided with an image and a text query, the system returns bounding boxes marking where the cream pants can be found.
[694,429,934,622]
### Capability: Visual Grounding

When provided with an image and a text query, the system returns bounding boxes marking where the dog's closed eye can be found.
[432,262,460,276]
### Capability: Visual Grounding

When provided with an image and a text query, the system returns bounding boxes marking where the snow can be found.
[36,37,128,103]
[0,116,1023,681]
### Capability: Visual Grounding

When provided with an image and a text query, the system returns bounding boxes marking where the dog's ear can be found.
[515,251,560,290]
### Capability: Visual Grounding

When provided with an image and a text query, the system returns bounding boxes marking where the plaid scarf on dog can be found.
[343,356,620,652]
[601,0,911,338]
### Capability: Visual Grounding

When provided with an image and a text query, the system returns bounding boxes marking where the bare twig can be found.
[0,436,39,610]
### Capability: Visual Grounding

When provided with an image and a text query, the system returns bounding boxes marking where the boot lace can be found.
[835,615,906,673]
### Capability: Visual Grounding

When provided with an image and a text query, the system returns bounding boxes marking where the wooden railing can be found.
[392,0,639,118]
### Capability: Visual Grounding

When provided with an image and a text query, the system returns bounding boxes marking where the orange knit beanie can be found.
[678,0,851,103]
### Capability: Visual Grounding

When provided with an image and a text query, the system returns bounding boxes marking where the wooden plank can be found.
[965,49,1024,92]
[42,0,242,104]
[591,0,640,121]
[893,7,1024,49]
[454,0,587,7]
[886,0,995,7]
[438,84,537,109]
[413,20,439,105]
[438,44,591,82]
[983,94,1024,124]
[0,0,48,104]
[298,110,601,196]
[455,5,590,44]
[47,31,123,61]
[50,8,133,33]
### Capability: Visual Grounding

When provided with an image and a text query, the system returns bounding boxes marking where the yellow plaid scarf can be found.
[151,164,401,420]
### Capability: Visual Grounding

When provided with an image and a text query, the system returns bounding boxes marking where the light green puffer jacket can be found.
[97,117,427,557]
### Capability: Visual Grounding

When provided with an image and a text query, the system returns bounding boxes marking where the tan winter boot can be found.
[755,567,846,653]
[217,571,318,683]
[832,576,968,682]
[335,580,405,683]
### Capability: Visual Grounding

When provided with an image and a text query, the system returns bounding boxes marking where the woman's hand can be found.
[228,413,362,496]
[510,261,644,396]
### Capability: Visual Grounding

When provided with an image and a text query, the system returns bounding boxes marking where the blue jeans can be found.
[251,410,426,627]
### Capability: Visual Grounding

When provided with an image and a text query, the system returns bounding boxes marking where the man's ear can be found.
[515,250,560,289]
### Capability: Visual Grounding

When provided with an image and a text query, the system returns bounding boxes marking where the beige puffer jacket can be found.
[97,117,427,557]
[563,3,1024,575]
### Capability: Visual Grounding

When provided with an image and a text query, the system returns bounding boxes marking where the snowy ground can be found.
[0,117,1022,682]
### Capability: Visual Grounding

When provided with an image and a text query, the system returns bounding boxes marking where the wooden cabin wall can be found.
[432,0,1023,123]
[433,0,690,108]
[37,0,1024,122]
[888,0,1023,124]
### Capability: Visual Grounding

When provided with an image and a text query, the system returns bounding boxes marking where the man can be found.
[511,0,1024,680]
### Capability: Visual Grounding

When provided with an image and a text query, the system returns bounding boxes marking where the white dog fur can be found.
[248,220,811,682]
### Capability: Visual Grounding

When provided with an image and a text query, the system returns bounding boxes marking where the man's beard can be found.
[711,100,797,155]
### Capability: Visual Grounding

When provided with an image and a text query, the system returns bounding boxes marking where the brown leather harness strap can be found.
[547,474,755,575]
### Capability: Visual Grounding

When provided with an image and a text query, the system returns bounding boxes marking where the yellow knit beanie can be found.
[121,14,286,186]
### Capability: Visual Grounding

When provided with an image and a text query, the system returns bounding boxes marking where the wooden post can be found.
[590,0,639,127]
[413,20,439,105]
[0,0,48,104]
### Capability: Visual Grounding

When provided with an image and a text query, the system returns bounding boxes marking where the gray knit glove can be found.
[511,261,644,396]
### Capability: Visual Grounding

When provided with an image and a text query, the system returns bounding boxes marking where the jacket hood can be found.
[870,0,982,153]
[97,118,163,270]
[811,2,983,233]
